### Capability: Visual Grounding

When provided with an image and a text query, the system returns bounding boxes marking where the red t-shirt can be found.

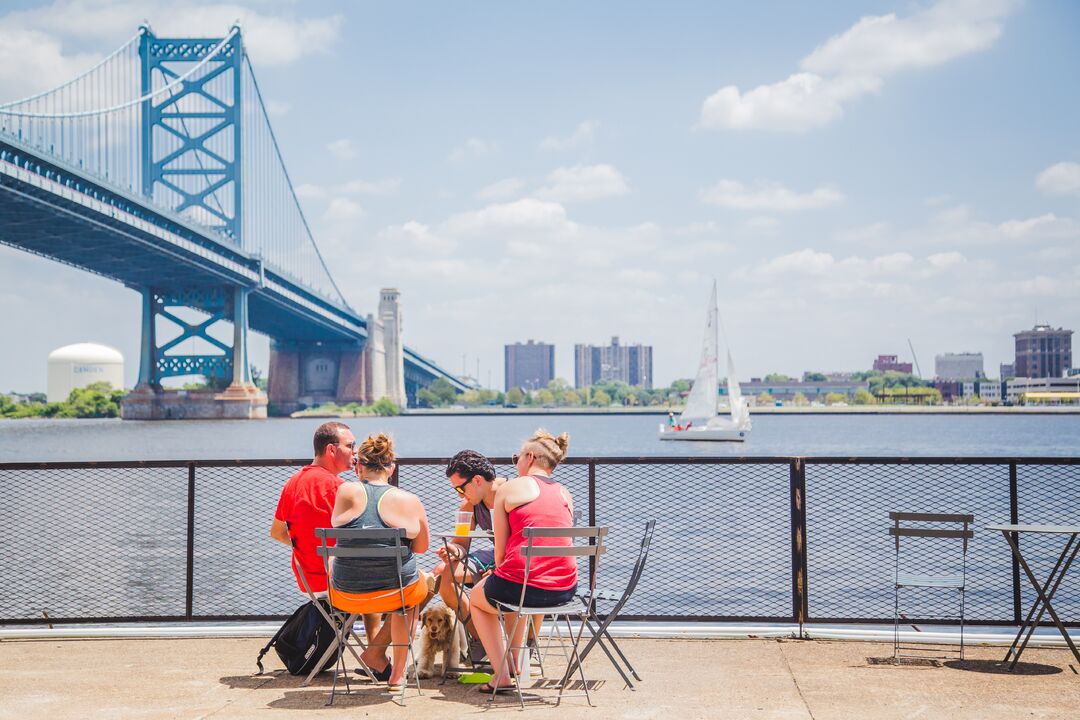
[275,465,344,593]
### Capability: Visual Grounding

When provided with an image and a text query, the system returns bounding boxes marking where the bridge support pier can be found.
[122,287,267,420]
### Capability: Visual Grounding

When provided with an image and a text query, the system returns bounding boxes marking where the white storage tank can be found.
[47,343,125,402]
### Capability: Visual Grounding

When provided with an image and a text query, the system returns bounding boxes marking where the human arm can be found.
[437,498,475,562]
[492,482,511,566]
[270,517,291,546]
[331,482,365,527]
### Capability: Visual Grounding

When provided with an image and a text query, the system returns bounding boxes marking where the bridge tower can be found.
[124,26,265,419]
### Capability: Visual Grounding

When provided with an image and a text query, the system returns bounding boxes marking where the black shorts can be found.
[484,572,577,609]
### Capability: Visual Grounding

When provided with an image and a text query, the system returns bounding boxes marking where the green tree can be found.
[562,390,582,406]
[791,392,809,406]
[670,379,691,393]
[371,397,401,416]
[535,389,555,405]
[429,377,459,406]
[763,373,792,383]
[756,391,775,406]
[591,388,611,407]
[505,388,524,405]
[825,392,847,405]
[852,388,876,405]
[803,372,827,382]
[416,388,439,407]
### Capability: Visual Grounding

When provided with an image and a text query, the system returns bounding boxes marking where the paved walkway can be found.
[1,636,1079,719]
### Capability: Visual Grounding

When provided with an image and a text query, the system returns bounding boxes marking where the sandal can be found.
[478,681,516,695]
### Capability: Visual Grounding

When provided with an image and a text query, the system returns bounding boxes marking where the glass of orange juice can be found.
[455,511,472,536]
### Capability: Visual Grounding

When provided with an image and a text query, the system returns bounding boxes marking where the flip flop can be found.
[478,681,517,695]
[356,664,392,682]
[458,671,492,685]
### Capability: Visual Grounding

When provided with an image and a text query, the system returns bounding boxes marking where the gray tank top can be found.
[331,483,418,593]
[472,500,492,532]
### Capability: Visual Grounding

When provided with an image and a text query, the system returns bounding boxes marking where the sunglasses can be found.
[511,452,532,465]
[452,477,471,496]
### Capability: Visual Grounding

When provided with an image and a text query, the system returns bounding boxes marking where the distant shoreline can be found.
[404,405,1080,417]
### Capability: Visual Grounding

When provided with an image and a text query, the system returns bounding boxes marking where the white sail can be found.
[680,282,719,422]
[725,349,751,428]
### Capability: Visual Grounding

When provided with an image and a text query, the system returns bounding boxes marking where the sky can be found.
[1,0,1079,392]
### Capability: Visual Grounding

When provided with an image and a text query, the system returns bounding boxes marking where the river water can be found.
[1,412,1079,461]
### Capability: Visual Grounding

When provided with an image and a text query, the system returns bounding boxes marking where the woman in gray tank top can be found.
[330,433,430,690]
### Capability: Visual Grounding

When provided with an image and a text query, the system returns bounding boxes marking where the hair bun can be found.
[554,432,569,459]
[357,432,395,467]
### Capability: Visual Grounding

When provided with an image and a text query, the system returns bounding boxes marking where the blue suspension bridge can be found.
[0,25,465,417]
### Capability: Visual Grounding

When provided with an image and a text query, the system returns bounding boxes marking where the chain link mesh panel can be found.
[192,463,304,617]
[0,464,188,620]
[596,461,792,619]
[805,462,1012,622]
[1016,463,1080,623]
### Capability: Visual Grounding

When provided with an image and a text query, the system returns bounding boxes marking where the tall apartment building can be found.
[934,352,984,380]
[872,354,913,373]
[504,340,555,392]
[574,336,653,389]
[1014,324,1073,378]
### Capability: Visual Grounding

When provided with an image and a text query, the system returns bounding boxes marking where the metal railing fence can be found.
[0,457,1077,628]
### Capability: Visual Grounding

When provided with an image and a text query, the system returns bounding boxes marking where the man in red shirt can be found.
[270,421,392,678]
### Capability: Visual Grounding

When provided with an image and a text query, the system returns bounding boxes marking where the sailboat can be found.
[658,282,751,442]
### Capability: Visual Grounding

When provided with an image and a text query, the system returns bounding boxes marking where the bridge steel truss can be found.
[0,26,466,402]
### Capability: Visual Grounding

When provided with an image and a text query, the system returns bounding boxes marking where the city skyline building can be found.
[504,340,555,392]
[934,352,985,380]
[872,354,913,374]
[573,336,653,389]
[1013,324,1073,378]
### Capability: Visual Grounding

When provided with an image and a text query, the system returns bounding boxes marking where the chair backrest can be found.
[888,512,974,577]
[609,520,656,612]
[314,527,410,568]
[520,526,609,596]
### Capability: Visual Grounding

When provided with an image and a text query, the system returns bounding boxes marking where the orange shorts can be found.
[329,571,430,614]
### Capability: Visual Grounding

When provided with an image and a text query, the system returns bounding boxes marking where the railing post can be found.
[789,458,808,638]
[185,462,196,619]
[588,459,597,586]
[1009,461,1021,624]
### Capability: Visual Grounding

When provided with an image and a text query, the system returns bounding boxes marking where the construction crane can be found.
[907,338,923,378]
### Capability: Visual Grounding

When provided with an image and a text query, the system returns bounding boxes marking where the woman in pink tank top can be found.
[469,429,577,693]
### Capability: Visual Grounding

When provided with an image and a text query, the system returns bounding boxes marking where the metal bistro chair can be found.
[889,512,974,660]
[316,527,423,706]
[562,519,655,690]
[490,526,609,708]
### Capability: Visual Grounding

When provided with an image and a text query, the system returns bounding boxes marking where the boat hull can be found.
[658,424,748,442]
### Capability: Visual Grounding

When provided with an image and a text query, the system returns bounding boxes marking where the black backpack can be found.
[256,598,342,676]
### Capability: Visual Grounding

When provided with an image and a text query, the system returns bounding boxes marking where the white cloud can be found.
[700,180,844,211]
[759,249,836,275]
[539,120,600,152]
[927,251,966,270]
[327,138,356,160]
[379,221,456,253]
[475,177,525,202]
[743,216,780,232]
[444,198,574,235]
[339,178,400,196]
[700,0,1015,132]
[534,164,630,203]
[836,221,888,244]
[294,184,325,200]
[998,213,1078,239]
[448,138,498,163]
[1035,162,1080,198]
[324,197,364,222]
[701,73,879,132]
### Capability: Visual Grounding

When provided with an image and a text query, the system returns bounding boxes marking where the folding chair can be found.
[562,519,655,689]
[289,551,373,688]
[490,526,608,708]
[889,512,974,661]
[315,527,424,705]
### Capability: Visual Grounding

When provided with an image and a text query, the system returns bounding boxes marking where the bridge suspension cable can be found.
[0,26,351,311]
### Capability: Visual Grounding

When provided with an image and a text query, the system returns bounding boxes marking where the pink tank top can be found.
[495,475,577,590]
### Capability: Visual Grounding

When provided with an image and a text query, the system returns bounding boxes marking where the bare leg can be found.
[469,577,515,687]
[360,614,390,672]
[437,559,478,635]
[387,606,419,687]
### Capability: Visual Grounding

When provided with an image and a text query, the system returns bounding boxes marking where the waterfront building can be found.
[1006,376,1080,405]
[1013,324,1073,378]
[573,336,653,389]
[872,355,913,373]
[935,352,984,379]
[505,340,555,391]
[47,343,124,402]
[1000,362,1015,380]
[726,379,867,404]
